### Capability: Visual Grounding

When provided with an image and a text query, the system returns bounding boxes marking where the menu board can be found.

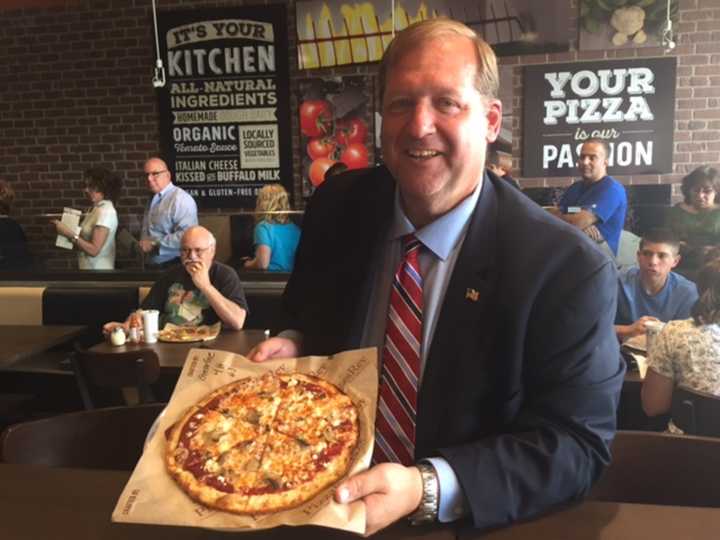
[157,6,292,208]
[522,57,676,178]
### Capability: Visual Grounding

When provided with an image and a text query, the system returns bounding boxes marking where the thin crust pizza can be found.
[165,372,359,514]
[158,323,219,343]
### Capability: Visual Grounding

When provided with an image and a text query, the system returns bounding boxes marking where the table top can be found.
[89,329,267,369]
[2,463,719,540]
[0,463,453,540]
[460,500,720,540]
[0,324,86,367]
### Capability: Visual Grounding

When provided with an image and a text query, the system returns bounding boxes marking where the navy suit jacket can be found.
[283,166,625,530]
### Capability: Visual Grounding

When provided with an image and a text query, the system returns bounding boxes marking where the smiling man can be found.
[139,156,198,267]
[104,226,247,334]
[248,19,623,534]
[615,229,698,341]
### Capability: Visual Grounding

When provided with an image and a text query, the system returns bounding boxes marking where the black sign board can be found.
[522,57,676,178]
[157,6,292,208]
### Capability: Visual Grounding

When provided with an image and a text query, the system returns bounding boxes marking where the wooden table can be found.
[0,463,454,540]
[2,463,719,540]
[459,500,720,540]
[0,325,86,367]
[88,329,267,370]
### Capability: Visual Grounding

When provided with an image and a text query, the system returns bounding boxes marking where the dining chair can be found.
[0,403,165,470]
[588,430,720,507]
[71,344,161,410]
[671,385,720,437]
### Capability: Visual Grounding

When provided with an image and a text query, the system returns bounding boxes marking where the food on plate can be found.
[157,324,218,343]
[165,372,359,514]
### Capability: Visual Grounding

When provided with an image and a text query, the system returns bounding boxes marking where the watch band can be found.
[408,461,440,525]
[72,233,80,244]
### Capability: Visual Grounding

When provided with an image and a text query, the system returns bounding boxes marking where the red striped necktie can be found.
[373,234,423,466]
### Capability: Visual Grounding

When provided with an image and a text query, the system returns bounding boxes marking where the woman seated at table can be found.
[667,165,720,278]
[243,184,300,272]
[53,168,121,270]
[642,258,720,431]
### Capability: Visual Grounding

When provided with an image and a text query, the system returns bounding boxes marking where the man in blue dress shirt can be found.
[246,19,622,535]
[615,229,698,341]
[551,138,627,258]
[139,157,198,267]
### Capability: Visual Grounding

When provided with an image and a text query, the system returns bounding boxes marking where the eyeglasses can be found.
[146,170,167,179]
[181,246,212,257]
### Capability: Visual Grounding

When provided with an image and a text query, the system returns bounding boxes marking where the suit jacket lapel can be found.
[416,176,500,455]
[345,169,395,348]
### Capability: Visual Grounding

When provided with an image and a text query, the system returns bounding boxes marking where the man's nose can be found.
[406,102,436,138]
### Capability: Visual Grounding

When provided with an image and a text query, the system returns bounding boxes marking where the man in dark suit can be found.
[249,18,624,534]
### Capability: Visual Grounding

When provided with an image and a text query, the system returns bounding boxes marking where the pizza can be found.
[165,372,360,514]
[158,323,219,343]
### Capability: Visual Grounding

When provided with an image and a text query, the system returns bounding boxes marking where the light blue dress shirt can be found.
[141,183,198,264]
[359,179,483,522]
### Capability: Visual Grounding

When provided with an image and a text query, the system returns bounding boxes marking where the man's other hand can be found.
[335,463,423,536]
[246,337,300,362]
[138,239,155,253]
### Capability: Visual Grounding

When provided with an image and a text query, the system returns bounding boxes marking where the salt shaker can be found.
[110,327,126,346]
[128,326,140,343]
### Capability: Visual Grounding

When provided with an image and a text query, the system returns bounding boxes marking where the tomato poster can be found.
[156,6,293,208]
[297,76,375,197]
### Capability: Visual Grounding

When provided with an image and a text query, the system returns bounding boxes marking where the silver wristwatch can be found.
[408,461,439,525]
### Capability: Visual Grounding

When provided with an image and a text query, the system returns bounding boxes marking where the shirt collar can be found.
[390,177,483,261]
[157,182,175,199]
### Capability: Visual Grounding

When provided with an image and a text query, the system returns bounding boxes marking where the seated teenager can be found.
[642,258,720,431]
[615,229,698,341]
[104,226,247,333]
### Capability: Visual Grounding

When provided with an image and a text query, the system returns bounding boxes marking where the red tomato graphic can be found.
[299,100,332,138]
[340,143,369,170]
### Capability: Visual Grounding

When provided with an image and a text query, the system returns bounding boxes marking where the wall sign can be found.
[157,6,292,208]
[522,57,676,178]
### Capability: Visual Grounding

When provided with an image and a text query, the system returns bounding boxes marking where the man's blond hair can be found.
[378,18,499,103]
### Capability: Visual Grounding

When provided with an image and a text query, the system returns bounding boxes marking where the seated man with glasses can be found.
[104,226,247,333]
[139,156,198,268]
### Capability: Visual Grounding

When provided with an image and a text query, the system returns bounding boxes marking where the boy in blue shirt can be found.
[615,229,698,341]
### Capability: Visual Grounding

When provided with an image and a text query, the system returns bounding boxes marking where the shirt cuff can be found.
[425,457,469,522]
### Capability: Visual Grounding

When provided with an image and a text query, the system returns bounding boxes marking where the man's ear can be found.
[671,254,681,269]
[484,99,502,143]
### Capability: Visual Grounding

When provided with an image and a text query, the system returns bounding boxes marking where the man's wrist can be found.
[408,461,439,525]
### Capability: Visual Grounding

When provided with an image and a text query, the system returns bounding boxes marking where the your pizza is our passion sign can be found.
[522,57,676,178]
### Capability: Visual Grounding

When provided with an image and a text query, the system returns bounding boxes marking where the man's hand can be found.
[103,311,143,337]
[139,239,156,253]
[631,316,660,337]
[583,224,604,242]
[617,315,661,342]
[186,259,211,291]
[246,337,301,362]
[335,463,423,536]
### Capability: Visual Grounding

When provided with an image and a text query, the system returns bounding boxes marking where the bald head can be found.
[181,226,216,268]
[144,157,172,194]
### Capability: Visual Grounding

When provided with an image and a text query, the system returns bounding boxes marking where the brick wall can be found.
[0,0,717,269]
[511,0,720,190]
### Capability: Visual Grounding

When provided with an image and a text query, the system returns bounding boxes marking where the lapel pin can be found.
[465,288,479,302]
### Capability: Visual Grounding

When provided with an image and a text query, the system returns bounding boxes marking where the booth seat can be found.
[0,284,283,333]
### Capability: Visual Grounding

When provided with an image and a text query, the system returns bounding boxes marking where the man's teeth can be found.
[407,149,439,158]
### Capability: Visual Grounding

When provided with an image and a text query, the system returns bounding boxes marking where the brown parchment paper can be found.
[111,347,377,534]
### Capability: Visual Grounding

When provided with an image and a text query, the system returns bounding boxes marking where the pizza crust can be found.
[166,372,359,515]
